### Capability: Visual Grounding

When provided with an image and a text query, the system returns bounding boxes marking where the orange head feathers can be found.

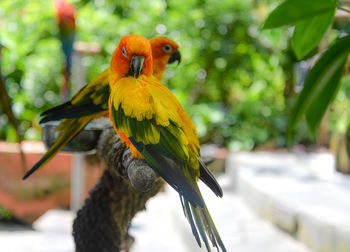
[150,37,181,80]
[150,36,180,61]
[110,35,153,83]
[110,35,181,83]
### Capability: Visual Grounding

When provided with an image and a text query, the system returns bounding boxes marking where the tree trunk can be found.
[73,126,163,252]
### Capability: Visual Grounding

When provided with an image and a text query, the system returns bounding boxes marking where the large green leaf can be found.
[262,0,336,29]
[292,10,335,60]
[287,35,350,142]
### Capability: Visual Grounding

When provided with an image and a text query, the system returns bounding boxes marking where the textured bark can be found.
[73,126,163,252]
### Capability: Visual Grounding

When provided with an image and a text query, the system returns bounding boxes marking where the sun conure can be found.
[23,37,181,179]
[109,35,226,252]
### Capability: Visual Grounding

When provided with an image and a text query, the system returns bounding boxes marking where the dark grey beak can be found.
[168,50,181,65]
[128,55,145,78]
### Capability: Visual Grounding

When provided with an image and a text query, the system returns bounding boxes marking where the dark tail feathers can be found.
[180,195,226,252]
[40,102,104,124]
[197,156,223,198]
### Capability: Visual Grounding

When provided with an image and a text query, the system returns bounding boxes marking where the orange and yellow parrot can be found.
[109,35,226,252]
[23,37,181,179]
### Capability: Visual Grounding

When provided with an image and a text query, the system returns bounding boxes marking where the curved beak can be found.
[128,55,145,78]
[168,50,181,65]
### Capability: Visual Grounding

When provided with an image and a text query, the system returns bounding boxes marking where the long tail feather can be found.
[179,166,226,252]
[202,206,226,251]
[23,117,91,179]
[180,195,226,252]
[180,195,201,247]
[192,203,211,252]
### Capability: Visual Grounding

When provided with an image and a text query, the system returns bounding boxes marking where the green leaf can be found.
[262,0,336,29]
[292,10,334,60]
[305,56,347,135]
[287,35,350,142]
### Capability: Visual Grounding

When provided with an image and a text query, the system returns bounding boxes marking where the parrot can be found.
[108,35,226,252]
[23,37,181,179]
[0,44,27,172]
[53,0,76,101]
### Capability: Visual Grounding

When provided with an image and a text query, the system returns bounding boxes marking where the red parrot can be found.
[109,35,226,252]
[53,0,76,101]
[23,37,181,179]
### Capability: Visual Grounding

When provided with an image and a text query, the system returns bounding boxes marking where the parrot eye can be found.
[122,47,128,58]
[162,44,172,53]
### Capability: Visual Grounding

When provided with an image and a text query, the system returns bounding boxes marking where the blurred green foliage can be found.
[261,0,350,146]
[0,205,13,220]
[0,0,299,150]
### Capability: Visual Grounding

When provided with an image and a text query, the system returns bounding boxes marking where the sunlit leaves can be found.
[287,35,350,142]
[262,0,336,29]
[0,0,290,149]
[262,0,350,145]
[262,0,337,61]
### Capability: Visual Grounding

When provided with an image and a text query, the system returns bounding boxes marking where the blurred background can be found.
[0,0,304,147]
[1,0,350,251]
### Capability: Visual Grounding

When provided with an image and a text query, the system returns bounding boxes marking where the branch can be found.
[73,125,163,252]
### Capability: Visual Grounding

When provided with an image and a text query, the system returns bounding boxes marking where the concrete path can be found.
[0,173,311,252]
[0,210,75,252]
[130,175,311,252]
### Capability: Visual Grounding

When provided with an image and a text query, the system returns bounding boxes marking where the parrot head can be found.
[110,35,153,81]
[149,36,181,80]
[150,37,181,65]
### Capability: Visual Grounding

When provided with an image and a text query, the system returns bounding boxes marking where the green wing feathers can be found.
[112,104,191,164]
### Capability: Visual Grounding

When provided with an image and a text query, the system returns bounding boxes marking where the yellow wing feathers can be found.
[71,68,110,106]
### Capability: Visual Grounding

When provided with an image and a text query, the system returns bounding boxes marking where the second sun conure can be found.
[109,35,226,252]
